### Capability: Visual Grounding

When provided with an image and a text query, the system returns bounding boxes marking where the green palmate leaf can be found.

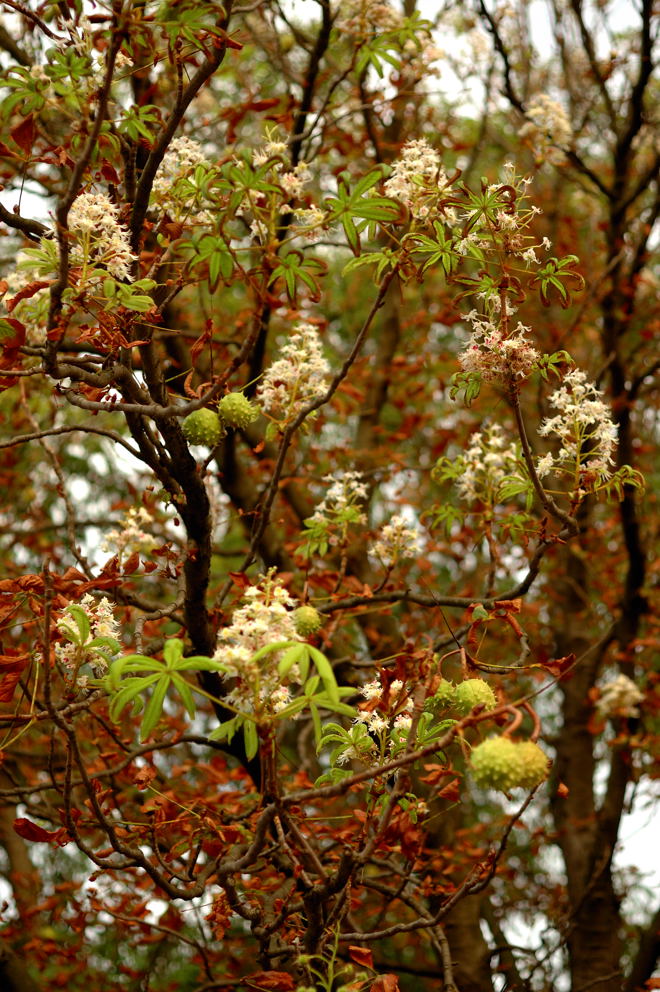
[171,673,196,719]
[498,477,533,502]
[208,716,239,744]
[529,256,584,308]
[449,370,482,406]
[108,674,159,723]
[186,233,235,290]
[275,697,310,719]
[314,766,353,788]
[140,674,170,741]
[538,349,573,380]
[309,700,322,745]
[103,640,222,735]
[268,252,327,302]
[278,643,307,679]
[118,104,161,142]
[306,645,339,703]
[62,605,91,643]
[86,635,121,656]
[324,167,399,255]
[404,222,457,276]
[243,720,259,762]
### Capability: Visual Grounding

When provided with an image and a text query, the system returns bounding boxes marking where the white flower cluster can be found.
[519,94,572,164]
[337,676,413,764]
[100,507,156,559]
[56,594,120,680]
[458,313,540,383]
[457,424,521,504]
[252,137,289,167]
[370,513,422,567]
[384,138,447,220]
[596,674,644,719]
[292,205,327,241]
[68,192,135,281]
[213,571,302,715]
[335,0,403,35]
[279,161,312,199]
[250,138,321,240]
[257,322,331,422]
[2,250,51,344]
[151,136,212,223]
[310,470,368,528]
[537,370,618,485]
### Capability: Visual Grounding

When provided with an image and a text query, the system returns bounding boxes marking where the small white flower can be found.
[361,679,383,701]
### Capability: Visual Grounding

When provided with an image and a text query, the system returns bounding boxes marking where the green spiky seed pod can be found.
[292,605,322,637]
[217,392,259,429]
[426,679,456,713]
[181,409,223,446]
[514,741,550,789]
[454,678,497,716]
[469,737,523,791]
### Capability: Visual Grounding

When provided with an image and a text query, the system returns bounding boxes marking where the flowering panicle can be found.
[100,507,156,559]
[244,135,323,242]
[336,675,414,765]
[456,424,522,505]
[56,594,121,683]
[335,0,403,36]
[384,138,448,220]
[370,513,422,567]
[2,249,52,344]
[596,674,644,719]
[519,94,572,164]
[312,471,368,529]
[458,314,540,383]
[537,370,618,486]
[68,192,135,281]
[213,571,303,715]
[257,322,330,423]
[151,136,212,224]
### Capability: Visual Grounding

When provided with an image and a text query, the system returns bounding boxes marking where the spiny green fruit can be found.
[427,679,456,713]
[454,678,497,716]
[292,605,322,637]
[217,392,259,429]
[515,740,550,788]
[469,737,523,791]
[181,408,223,446]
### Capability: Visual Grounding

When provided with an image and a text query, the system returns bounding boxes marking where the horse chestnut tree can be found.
[0,2,656,991]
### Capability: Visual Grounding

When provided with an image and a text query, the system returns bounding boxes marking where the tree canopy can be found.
[0,2,657,991]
